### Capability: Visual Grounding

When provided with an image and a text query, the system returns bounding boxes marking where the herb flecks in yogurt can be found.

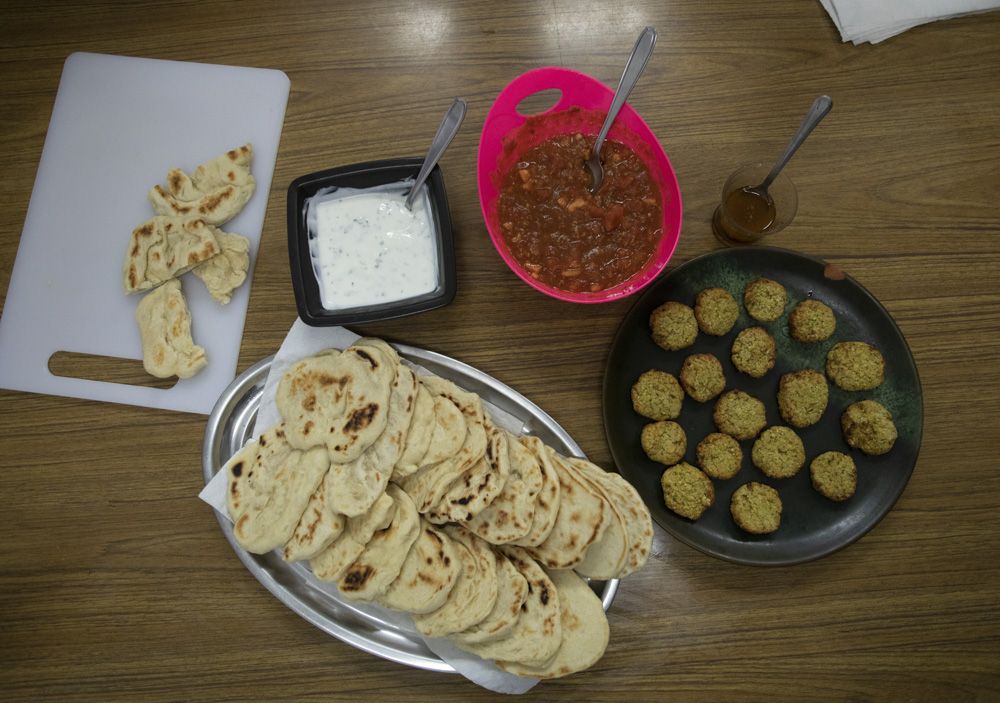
[306,182,439,310]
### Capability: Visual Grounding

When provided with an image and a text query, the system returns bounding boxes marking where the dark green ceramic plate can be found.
[603,246,923,566]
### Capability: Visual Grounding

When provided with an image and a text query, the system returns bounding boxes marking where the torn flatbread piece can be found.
[192,230,250,304]
[148,144,255,225]
[135,278,207,379]
[123,216,220,293]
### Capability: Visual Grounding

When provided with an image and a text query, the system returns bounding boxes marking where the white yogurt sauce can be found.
[306,182,440,310]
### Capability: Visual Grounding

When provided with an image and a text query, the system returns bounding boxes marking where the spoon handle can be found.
[405,97,467,210]
[760,95,833,191]
[593,26,657,159]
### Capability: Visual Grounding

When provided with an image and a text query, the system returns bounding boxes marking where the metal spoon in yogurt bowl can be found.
[405,97,468,210]
[585,26,657,193]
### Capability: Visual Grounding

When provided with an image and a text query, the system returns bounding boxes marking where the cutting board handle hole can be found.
[48,351,178,389]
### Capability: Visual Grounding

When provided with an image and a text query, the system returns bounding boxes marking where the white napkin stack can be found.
[819,0,1000,44]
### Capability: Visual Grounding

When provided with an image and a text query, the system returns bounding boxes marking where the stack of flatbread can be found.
[124,144,256,379]
[223,338,653,681]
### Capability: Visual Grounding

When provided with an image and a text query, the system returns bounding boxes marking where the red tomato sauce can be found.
[497,133,662,293]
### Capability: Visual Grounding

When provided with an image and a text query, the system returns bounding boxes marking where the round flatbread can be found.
[393,383,435,479]
[378,521,461,614]
[400,378,488,513]
[276,344,395,462]
[450,552,528,645]
[225,423,330,554]
[567,462,629,580]
[567,457,653,579]
[462,431,544,545]
[338,485,421,602]
[416,394,467,467]
[496,569,609,679]
[453,546,561,667]
[325,364,416,517]
[412,526,498,637]
[426,426,510,524]
[282,472,345,562]
[524,449,610,570]
[509,437,561,547]
[309,492,394,581]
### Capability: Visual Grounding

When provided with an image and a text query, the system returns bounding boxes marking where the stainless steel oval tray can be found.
[203,344,619,673]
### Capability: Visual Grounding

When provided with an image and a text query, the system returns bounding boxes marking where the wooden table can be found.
[2,2,998,700]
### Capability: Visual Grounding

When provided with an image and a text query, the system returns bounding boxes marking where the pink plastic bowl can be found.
[477,67,683,303]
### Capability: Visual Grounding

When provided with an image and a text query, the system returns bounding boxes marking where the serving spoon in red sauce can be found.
[585,26,657,193]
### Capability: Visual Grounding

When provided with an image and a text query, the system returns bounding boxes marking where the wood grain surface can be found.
[2,1,999,701]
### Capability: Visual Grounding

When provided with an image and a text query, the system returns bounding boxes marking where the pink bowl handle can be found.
[489,67,612,131]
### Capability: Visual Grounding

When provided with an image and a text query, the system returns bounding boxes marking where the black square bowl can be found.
[287,157,457,326]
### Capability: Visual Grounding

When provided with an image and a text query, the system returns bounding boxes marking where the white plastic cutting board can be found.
[0,52,290,414]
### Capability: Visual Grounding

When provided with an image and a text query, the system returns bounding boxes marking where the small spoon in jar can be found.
[405,97,467,210]
[585,26,657,193]
[740,95,833,216]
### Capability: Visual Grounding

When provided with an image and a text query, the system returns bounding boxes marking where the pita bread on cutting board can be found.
[123,216,221,293]
[191,229,250,304]
[135,278,207,379]
[148,143,255,225]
